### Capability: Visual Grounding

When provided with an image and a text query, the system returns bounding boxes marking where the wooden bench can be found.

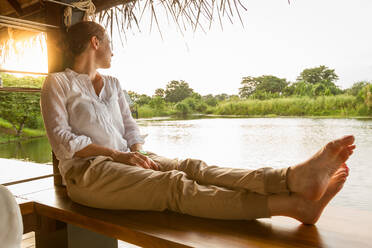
[2,159,372,248]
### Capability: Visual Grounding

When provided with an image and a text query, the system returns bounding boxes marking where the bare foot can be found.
[287,135,355,201]
[294,166,348,224]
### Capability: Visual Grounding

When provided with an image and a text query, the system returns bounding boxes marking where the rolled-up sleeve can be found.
[116,80,144,147]
[40,74,92,160]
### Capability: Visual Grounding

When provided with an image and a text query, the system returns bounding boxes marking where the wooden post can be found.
[45,1,85,186]
[45,2,65,73]
[45,2,65,187]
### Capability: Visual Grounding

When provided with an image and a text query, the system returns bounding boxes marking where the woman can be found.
[41,21,356,224]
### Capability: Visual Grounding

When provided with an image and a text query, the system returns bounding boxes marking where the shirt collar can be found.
[65,68,103,80]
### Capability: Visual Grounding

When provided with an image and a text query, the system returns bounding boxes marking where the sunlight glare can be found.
[0,32,48,77]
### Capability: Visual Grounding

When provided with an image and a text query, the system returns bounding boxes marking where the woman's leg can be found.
[149,135,355,199]
[148,153,289,195]
[64,135,354,223]
[65,156,271,220]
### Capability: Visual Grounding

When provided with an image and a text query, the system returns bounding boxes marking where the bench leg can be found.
[35,216,68,248]
[67,223,118,248]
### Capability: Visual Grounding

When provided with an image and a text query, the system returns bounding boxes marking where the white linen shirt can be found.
[40,68,144,176]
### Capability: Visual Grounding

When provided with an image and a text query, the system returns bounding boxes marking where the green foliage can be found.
[0,92,42,136]
[0,117,13,129]
[287,80,342,98]
[214,95,368,117]
[154,88,165,98]
[239,75,288,98]
[297,65,339,85]
[203,94,218,106]
[291,81,313,96]
[165,80,193,103]
[346,81,370,96]
[357,84,372,112]
[251,90,280,100]
[255,75,288,94]
[215,93,228,101]
[148,96,166,110]
[137,94,152,106]
[127,91,140,103]
[175,102,190,116]
[239,76,256,98]
[0,73,45,88]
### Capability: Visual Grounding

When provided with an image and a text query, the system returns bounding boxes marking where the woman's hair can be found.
[66,21,105,57]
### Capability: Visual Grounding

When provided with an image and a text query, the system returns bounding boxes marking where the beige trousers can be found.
[65,152,290,220]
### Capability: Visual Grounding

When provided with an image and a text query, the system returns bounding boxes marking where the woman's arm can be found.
[116,80,145,148]
[74,143,158,170]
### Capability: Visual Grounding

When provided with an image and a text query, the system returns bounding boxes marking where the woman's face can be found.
[96,33,113,69]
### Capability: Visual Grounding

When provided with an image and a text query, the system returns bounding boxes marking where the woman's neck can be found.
[72,53,98,81]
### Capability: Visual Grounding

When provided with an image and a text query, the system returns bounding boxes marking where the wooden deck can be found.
[2,158,372,248]
[21,232,140,248]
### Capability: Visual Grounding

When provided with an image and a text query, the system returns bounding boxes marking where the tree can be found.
[297,65,339,85]
[127,91,140,103]
[164,80,193,103]
[175,102,190,116]
[215,93,228,101]
[149,96,165,110]
[239,76,258,98]
[254,75,288,94]
[357,84,372,108]
[203,94,218,106]
[137,94,151,106]
[311,83,327,96]
[346,81,370,96]
[154,88,165,98]
[239,75,288,98]
[0,92,41,136]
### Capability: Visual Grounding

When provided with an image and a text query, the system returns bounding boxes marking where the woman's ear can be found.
[91,36,100,50]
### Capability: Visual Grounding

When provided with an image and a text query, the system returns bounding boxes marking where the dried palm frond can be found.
[0,29,47,71]
[96,0,248,43]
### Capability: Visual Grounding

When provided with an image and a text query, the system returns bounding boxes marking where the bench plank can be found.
[21,184,372,248]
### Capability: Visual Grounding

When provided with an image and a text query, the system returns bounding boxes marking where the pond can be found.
[1,117,371,211]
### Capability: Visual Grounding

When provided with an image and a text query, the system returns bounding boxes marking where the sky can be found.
[103,0,372,96]
[2,0,372,96]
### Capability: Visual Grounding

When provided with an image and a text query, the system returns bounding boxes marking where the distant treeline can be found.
[0,65,371,138]
[129,65,372,117]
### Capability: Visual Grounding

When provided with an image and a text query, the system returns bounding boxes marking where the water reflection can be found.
[0,137,52,163]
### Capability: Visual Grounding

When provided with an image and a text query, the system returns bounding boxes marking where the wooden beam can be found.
[7,2,45,22]
[0,87,41,93]
[0,69,48,75]
[6,0,23,16]
[45,2,66,73]
[93,0,136,12]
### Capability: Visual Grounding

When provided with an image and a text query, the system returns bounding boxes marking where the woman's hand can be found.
[111,151,159,170]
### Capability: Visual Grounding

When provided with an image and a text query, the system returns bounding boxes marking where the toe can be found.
[338,147,351,163]
[340,135,355,146]
[348,145,356,150]
[325,141,343,154]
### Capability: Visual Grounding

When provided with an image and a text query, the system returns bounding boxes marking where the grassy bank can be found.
[135,95,371,118]
[0,117,45,143]
[214,95,371,117]
[1,95,371,143]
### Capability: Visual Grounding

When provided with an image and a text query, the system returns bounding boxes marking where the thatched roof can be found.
[0,0,248,71]
[1,0,247,36]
